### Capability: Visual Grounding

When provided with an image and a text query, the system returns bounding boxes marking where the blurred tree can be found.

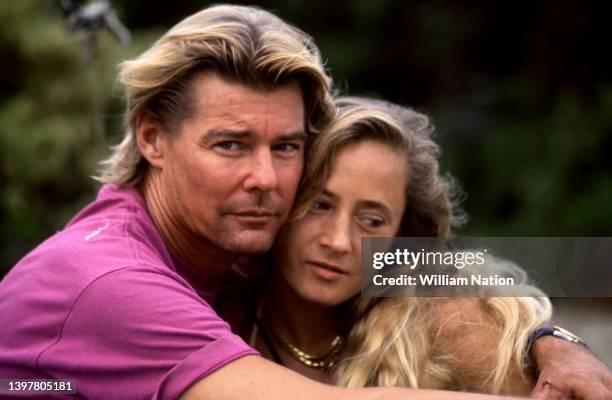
[0,0,156,272]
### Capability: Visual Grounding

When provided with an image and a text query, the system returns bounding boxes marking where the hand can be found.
[531,335,612,400]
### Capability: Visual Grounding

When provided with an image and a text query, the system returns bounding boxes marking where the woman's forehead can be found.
[326,140,407,210]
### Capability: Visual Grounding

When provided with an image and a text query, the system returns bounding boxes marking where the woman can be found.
[240,96,551,394]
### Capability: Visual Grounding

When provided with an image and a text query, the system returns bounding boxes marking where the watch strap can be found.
[527,325,589,364]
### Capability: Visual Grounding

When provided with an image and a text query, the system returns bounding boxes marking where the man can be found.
[0,4,609,400]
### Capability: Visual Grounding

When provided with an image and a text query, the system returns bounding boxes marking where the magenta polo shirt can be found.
[0,184,258,399]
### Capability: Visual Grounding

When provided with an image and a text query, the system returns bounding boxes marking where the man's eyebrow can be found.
[276,131,308,142]
[204,129,252,140]
[201,130,307,144]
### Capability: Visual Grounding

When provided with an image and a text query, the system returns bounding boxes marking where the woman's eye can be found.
[311,200,331,213]
[362,216,385,229]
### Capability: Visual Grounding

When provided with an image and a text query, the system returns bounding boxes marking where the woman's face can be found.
[276,140,408,307]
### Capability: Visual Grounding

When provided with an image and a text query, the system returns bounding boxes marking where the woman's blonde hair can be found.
[292,96,551,393]
[334,256,552,393]
[97,4,333,186]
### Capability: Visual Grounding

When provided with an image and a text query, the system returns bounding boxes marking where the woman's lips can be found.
[307,261,347,281]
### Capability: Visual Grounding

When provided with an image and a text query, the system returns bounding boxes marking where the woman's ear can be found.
[135,111,165,169]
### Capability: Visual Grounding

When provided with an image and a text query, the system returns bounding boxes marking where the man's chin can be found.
[222,230,276,255]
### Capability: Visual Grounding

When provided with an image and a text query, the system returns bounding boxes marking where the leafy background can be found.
[1,1,610,362]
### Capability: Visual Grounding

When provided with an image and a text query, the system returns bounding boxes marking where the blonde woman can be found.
[235,97,609,396]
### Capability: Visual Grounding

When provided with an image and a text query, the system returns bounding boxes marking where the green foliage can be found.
[441,88,612,235]
[0,0,160,271]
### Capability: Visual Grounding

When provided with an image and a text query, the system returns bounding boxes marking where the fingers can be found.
[571,380,612,400]
[531,378,570,400]
[532,374,612,400]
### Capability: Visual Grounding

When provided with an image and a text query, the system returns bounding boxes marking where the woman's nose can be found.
[318,213,352,254]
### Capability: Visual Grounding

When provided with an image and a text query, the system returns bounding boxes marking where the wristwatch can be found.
[526,325,589,373]
[530,325,588,348]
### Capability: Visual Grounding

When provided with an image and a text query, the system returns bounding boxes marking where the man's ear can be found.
[135,111,166,169]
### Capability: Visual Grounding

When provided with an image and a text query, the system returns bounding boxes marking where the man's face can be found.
[158,72,306,255]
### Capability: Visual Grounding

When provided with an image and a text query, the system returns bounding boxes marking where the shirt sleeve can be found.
[36,266,259,400]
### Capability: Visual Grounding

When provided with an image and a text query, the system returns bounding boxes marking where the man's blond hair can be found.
[98,4,333,186]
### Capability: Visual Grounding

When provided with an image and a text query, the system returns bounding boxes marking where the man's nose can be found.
[319,213,352,254]
[243,148,279,192]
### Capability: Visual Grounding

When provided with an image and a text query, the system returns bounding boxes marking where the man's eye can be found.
[273,143,301,153]
[215,141,240,151]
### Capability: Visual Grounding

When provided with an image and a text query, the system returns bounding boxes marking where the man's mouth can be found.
[237,211,272,216]
[229,209,279,224]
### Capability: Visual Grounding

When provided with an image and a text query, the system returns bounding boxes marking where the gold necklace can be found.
[274,332,344,370]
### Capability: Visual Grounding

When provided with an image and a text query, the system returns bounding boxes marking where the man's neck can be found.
[139,169,235,280]
[266,271,344,355]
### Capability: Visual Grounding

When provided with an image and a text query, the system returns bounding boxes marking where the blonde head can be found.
[97,4,333,186]
[334,254,552,393]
